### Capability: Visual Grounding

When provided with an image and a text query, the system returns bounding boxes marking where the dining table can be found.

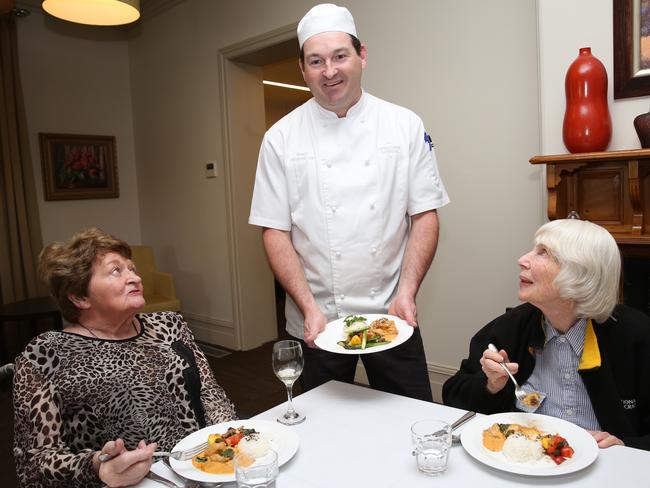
[136,380,650,487]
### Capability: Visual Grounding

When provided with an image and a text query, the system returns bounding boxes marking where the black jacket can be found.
[442,303,650,450]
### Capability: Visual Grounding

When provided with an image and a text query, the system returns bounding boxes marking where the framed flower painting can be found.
[39,133,119,200]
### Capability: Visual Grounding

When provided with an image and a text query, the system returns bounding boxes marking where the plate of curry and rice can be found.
[169,419,299,483]
[460,412,599,476]
[314,314,413,354]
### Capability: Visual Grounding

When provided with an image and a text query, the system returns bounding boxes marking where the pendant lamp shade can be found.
[42,0,140,26]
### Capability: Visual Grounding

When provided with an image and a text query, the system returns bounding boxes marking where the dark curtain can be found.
[0,14,45,304]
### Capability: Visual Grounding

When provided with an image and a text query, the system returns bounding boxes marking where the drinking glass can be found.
[272,340,306,425]
[235,449,279,488]
[411,419,451,475]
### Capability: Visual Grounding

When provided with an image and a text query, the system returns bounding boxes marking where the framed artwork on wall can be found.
[614,0,650,99]
[39,133,119,201]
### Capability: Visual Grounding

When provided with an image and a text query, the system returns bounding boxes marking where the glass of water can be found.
[235,449,279,488]
[272,340,306,425]
[411,419,451,475]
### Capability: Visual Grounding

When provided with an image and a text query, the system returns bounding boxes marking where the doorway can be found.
[219,27,310,349]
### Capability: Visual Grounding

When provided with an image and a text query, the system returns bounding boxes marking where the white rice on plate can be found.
[238,433,270,459]
[501,434,544,463]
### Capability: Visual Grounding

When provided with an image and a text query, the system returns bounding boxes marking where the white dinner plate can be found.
[314,314,413,354]
[168,419,299,483]
[460,412,598,476]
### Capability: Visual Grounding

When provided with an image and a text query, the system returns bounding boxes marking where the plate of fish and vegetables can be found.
[314,314,413,354]
[460,412,598,476]
[169,419,299,483]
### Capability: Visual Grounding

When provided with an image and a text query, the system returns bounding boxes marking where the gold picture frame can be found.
[39,133,119,201]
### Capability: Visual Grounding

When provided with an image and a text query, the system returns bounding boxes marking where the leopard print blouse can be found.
[13,312,237,487]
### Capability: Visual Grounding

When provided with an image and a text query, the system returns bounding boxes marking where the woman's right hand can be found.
[479,346,519,394]
[94,439,157,487]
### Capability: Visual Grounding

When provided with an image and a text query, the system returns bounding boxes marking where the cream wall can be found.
[127,4,236,335]
[128,0,542,383]
[16,9,142,245]
[538,0,650,154]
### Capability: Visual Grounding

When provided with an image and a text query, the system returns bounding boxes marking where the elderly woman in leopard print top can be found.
[13,228,237,487]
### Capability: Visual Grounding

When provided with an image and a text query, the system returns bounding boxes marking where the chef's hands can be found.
[388,293,418,327]
[480,346,519,394]
[94,438,156,487]
[303,307,327,348]
[588,431,624,448]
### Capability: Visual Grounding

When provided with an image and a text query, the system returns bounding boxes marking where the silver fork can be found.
[98,440,209,463]
[488,343,527,402]
[152,440,210,461]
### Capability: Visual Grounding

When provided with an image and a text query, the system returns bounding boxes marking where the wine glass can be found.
[272,340,306,425]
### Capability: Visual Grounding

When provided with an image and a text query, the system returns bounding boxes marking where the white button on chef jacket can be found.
[249,92,450,338]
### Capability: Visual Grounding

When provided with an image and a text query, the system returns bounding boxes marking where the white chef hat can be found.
[297,3,357,48]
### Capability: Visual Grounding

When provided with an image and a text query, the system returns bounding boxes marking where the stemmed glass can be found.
[272,340,306,425]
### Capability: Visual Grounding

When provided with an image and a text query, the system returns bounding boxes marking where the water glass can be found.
[235,449,279,488]
[411,419,451,475]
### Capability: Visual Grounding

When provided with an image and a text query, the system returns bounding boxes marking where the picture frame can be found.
[39,133,119,201]
[614,0,650,99]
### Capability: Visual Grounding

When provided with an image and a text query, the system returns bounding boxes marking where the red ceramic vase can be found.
[562,47,612,153]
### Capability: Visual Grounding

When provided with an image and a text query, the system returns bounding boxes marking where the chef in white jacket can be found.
[249,3,449,401]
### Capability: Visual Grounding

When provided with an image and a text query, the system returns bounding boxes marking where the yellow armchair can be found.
[130,246,181,313]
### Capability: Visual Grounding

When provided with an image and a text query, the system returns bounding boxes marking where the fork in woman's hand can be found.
[487,343,528,402]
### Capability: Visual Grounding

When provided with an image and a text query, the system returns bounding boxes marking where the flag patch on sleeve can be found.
[424,132,434,151]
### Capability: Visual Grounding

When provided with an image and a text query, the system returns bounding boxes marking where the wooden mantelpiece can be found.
[530,149,650,244]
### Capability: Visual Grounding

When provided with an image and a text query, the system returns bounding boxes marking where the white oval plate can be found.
[314,314,413,354]
[169,419,299,483]
[460,412,598,476]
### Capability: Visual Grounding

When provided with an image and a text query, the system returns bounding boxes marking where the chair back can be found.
[0,363,14,392]
[130,246,155,298]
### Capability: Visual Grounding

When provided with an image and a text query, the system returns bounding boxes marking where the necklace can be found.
[76,318,139,339]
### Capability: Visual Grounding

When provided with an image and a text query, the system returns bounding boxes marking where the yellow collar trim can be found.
[578,319,601,370]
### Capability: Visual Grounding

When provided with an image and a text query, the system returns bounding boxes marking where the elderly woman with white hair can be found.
[443,219,650,450]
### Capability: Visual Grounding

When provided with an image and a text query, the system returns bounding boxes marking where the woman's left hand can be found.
[588,430,624,448]
[94,438,157,487]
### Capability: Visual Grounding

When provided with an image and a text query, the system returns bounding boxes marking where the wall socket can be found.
[205,161,218,178]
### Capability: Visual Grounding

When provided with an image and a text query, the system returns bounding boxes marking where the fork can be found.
[152,440,210,461]
[98,440,209,463]
[487,343,527,402]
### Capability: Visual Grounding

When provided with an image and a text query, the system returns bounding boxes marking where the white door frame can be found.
[217,23,297,350]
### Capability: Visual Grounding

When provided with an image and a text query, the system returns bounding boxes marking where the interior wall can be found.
[127,3,236,340]
[538,0,650,154]
[389,0,541,380]
[16,10,141,245]
[128,0,542,376]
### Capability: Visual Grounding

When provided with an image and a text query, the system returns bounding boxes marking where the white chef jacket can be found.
[249,92,450,338]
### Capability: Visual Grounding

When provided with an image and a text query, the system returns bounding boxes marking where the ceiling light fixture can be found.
[263,80,310,92]
[42,0,140,26]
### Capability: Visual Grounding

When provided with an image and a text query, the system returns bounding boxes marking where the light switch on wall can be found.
[205,161,218,178]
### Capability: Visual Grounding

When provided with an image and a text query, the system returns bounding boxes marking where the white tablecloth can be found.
[137,380,650,487]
